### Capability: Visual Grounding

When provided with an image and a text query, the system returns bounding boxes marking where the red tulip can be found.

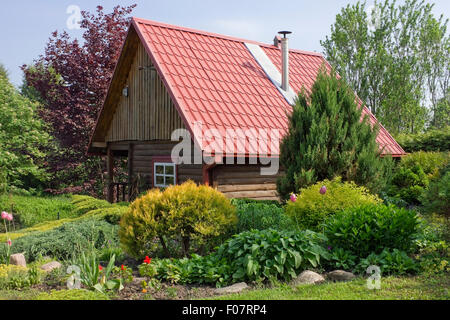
[121,264,125,271]
[99,265,103,271]
[7,239,12,246]
[143,256,152,264]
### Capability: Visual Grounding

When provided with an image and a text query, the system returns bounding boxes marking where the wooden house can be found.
[87,18,406,202]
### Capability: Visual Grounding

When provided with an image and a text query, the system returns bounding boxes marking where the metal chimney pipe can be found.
[278,31,292,91]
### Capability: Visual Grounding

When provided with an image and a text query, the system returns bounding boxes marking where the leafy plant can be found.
[324,204,420,258]
[355,249,418,275]
[285,177,381,231]
[327,248,357,271]
[77,252,123,293]
[232,200,294,233]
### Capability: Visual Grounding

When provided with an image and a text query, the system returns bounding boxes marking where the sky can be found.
[1,0,449,87]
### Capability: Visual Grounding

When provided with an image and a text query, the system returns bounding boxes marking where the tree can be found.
[277,68,389,200]
[0,64,8,80]
[0,74,50,191]
[22,5,136,195]
[321,0,449,135]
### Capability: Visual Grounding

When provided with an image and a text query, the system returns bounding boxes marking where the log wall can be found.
[211,164,282,201]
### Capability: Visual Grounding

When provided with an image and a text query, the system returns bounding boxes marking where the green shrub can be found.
[396,126,450,152]
[83,206,129,224]
[285,177,381,231]
[71,196,112,216]
[277,68,389,199]
[399,151,449,178]
[355,249,418,275]
[155,229,329,287]
[232,200,293,233]
[0,194,75,228]
[324,204,420,258]
[119,181,237,259]
[34,289,109,300]
[7,219,119,262]
[388,152,449,205]
[420,165,450,215]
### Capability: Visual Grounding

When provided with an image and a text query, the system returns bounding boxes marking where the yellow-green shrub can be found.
[119,181,237,259]
[0,264,28,279]
[285,177,381,231]
[71,196,112,216]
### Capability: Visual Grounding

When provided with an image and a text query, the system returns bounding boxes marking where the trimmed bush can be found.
[285,177,381,231]
[324,204,420,258]
[119,181,237,259]
[6,219,119,262]
[71,195,113,216]
[232,200,293,233]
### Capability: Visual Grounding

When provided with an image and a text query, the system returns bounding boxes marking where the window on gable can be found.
[154,162,176,187]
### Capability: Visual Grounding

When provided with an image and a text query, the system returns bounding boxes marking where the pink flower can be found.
[1,212,8,220]
[7,239,11,246]
[290,193,297,202]
[319,186,327,195]
[6,214,13,221]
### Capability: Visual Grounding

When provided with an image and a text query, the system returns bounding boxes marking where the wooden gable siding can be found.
[106,42,185,142]
[211,164,283,201]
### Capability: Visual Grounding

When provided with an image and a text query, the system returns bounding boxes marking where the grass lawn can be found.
[0,194,75,228]
[210,275,450,300]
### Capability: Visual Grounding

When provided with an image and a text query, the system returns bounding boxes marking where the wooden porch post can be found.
[106,146,114,203]
[127,143,134,201]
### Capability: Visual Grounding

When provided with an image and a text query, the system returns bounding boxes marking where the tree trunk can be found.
[182,236,190,257]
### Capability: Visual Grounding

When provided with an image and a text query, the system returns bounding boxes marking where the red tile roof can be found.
[118,18,406,156]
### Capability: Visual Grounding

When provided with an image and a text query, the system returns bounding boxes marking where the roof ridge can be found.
[132,17,323,58]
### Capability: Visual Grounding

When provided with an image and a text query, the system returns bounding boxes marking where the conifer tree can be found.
[277,68,390,200]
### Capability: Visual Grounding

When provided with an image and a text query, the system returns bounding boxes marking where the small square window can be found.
[154,162,176,188]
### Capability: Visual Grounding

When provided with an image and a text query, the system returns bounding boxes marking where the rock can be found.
[327,270,355,282]
[132,277,147,284]
[291,270,325,285]
[40,261,62,272]
[9,253,26,267]
[214,282,248,295]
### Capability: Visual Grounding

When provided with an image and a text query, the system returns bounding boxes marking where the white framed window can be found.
[153,162,176,187]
